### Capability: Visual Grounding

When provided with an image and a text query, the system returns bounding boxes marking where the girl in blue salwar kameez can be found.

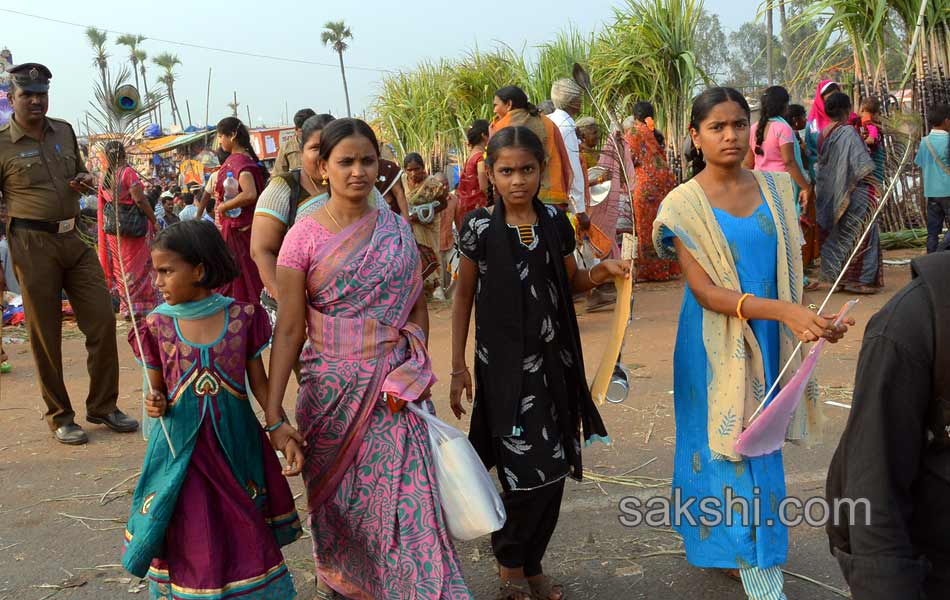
[653,88,853,600]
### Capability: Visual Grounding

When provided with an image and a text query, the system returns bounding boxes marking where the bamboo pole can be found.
[205,68,212,128]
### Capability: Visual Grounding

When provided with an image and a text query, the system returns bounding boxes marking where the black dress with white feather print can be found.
[459,206,581,491]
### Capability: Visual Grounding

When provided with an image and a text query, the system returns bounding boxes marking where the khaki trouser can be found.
[8,227,119,429]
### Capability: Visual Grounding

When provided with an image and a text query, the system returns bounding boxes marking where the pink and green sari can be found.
[276,204,472,600]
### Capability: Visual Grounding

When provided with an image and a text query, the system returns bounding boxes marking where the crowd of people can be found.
[1,58,950,600]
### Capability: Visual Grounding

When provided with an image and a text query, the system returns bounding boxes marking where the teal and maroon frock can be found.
[122,300,302,599]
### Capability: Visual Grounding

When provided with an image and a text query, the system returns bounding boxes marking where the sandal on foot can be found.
[528,574,565,600]
[497,578,533,600]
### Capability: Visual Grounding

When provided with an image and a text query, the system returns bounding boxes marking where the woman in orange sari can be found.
[490,86,573,209]
[625,102,681,281]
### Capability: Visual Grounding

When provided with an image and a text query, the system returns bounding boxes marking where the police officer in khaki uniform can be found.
[0,63,138,444]
[272,108,314,175]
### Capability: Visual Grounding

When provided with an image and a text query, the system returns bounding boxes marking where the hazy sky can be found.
[1,0,751,131]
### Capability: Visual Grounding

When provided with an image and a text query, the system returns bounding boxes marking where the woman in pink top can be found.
[744,86,814,212]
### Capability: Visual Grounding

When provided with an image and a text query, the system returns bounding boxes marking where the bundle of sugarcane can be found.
[880,228,928,250]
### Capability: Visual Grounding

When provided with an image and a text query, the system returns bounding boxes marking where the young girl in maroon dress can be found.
[121,220,304,600]
[211,117,267,305]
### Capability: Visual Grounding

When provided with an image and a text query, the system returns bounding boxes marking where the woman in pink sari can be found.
[212,117,266,304]
[96,141,160,318]
[266,118,472,600]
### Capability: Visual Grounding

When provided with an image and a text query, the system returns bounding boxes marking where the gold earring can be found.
[321,176,328,186]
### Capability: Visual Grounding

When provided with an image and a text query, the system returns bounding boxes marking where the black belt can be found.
[9,217,76,234]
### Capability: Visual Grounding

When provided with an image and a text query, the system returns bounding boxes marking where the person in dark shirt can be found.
[826,252,950,599]
[161,192,180,226]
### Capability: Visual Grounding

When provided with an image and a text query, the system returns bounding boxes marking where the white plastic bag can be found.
[406,402,506,541]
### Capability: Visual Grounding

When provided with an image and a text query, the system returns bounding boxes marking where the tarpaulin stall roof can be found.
[129,131,213,155]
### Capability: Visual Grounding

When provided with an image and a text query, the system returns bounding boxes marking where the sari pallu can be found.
[816,123,884,289]
[215,154,265,304]
[295,206,472,600]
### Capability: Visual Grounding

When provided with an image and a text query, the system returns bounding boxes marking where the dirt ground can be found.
[0,250,922,600]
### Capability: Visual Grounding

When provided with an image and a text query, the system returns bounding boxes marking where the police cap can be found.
[8,63,52,93]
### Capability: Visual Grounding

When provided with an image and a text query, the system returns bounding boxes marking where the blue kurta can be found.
[664,197,788,570]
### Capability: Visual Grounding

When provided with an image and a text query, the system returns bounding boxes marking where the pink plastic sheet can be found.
[735,300,858,457]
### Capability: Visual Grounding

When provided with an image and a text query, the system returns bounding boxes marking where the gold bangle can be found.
[736,293,753,320]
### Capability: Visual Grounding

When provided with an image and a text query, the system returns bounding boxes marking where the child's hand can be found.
[267,421,306,455]
[145,390,167,418]
[282,438,304,477]
[449,367,473,420]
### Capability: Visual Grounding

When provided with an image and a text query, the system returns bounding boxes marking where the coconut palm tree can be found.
[85,27,109,92]
[116,34,146,91]
[153,52,184,127]
[132,49,155,122]
[322,20,354,117]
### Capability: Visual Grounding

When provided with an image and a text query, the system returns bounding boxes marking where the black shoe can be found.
[54,424,89,445]
[87,410,139,433]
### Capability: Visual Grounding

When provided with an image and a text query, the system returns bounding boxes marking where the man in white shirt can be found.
[549,78,616,311]
[548,79,589,230]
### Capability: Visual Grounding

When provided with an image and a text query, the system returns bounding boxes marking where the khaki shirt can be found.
[0,116,87,221]
[273,135,301,175]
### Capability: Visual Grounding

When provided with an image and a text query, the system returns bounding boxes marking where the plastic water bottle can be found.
[222,172,241,218]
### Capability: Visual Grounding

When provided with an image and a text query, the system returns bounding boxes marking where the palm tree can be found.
[85,27,109,92]
[153,52,184,127]
[132,49,154,121]
[322,20,354,117]
[116,34,146,91]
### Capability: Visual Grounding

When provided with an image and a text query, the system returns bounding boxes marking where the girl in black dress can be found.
[450,126,629,600]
